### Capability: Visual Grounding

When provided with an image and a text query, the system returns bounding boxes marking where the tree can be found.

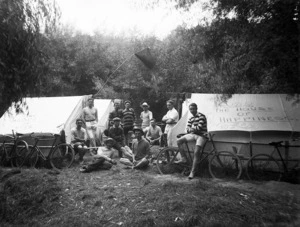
[0,0,60,117]
[201,0,300,94]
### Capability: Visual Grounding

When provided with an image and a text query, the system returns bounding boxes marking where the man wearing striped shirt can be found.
[122,100,135,146]
[176,103,208,180]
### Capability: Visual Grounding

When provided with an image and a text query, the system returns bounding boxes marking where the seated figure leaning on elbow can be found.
[80,137,117,173]
[176,103,208,180]
[71,118,88,162]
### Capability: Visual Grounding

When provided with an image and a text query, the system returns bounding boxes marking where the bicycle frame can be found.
[1,133,28,165]
[30,134,61,160]
[270,142,300,174]
[0,135,15,160]
[182,133,216,164]
[164,133,216,166]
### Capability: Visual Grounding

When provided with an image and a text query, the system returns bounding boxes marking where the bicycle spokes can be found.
[246,154,282,181]
[209,151,242,180]
[50,144,74,170]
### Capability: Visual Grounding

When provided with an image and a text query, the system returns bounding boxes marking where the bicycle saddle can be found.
[269,141,283,146]
[16,132,24,136]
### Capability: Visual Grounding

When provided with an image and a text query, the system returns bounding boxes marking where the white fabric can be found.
[163,108,179,133]
[169,94,300,146]
[0,96,114,144]
[0,96,82,135]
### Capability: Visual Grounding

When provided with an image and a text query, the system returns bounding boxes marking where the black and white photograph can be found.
[0,0,299,226]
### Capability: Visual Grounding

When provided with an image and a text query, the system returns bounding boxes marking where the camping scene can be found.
[0,0,300,226]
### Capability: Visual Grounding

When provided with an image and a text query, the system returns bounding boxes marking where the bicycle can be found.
[156,133,242,180]
[19,133,75,170]
[0,132,29,167]
[246,139,300,182]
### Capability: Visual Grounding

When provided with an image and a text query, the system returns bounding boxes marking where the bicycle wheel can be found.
[0,144,13,167]
[209,151,242,180]
[0,145,7,166]
[49,143,75,170]
[11,140,29,167]
[14,146,29,167]
[156,147,187,174]
[23,146,39,168]
[246,154,282,181]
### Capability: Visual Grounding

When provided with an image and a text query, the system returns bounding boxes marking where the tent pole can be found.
[249,141,254,170]
[95,54,134,96]
[249,141,253,158]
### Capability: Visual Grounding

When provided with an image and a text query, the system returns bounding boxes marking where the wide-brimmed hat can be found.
[132,127,144,135]
[104,137,114,144]
[113,117,121,121]
[141,102,150,108]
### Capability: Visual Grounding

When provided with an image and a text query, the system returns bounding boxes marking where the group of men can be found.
[71,97,208,180]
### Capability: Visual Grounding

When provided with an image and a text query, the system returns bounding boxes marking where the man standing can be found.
[140,102,153,133]
[82,97,100,149]
[80,137,117,173]
[108,117,125,158]
[146,118,163,145]
[122,100,135,146]
[176,103,208,180]
[162,100,179,146]
[71,118,88,162]
[108,101,123,127]
[120,127,151,169]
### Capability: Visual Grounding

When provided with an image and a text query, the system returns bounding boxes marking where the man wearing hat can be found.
[80,137,117,173]
[140,102,153,132]
[122,100,135,146]
[108,117,126,157]
[120,126,151,169]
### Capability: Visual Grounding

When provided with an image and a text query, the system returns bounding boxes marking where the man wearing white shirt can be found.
[162,100,179,146]
[71,119,88,162]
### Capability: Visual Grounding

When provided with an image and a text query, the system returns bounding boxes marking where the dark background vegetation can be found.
[0,0,299,118]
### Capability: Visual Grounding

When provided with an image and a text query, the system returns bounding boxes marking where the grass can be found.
[0,152,299,227]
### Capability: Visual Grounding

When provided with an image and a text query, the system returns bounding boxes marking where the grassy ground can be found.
[0,152,300,227]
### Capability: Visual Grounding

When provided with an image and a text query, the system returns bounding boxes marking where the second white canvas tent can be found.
[169,94,300,158]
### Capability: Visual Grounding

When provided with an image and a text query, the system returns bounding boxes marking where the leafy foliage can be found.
[1,0,299,119]
[0,0,60,117]
[202,0,300,94]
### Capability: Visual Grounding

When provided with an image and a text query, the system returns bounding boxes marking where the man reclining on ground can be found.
[80,137,117,173]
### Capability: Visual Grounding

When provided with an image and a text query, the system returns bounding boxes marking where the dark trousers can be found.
[84,157,112,172]
[112,142,123,157]
[123,126,133,146]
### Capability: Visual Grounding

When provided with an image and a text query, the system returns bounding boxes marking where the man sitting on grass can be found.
[108,117,126,158]
[80,137,117,173]
[120,127,151,169]
[71,118,88,163]
[146,118,163,146]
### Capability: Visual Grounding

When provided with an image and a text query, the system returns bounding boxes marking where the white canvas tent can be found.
[169,94,300,159]
[64,98,113,143]
[0,96,114,144]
